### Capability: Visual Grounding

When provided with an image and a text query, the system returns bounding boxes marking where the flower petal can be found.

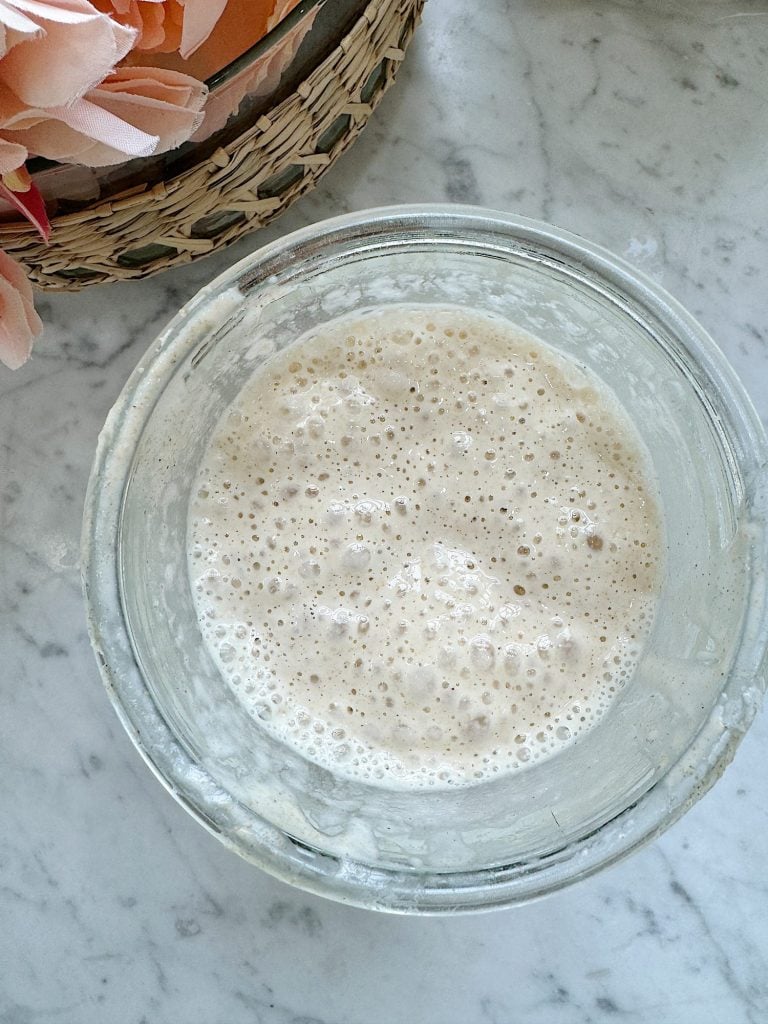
[0,135,27,175]
[0,0,45,34]
[0,5,137,108]
[86,65,206,155]
[178,0,227,58]
[48,96,159,156]
[0,248,42,370]
[5,0,113,24]
[5,66,206,166]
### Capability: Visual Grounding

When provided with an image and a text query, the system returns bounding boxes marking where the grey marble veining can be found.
[2,1,768,1022]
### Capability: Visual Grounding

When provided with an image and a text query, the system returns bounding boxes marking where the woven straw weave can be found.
[0,0,424,291]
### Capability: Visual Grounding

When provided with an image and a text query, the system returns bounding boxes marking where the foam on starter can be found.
[188,306,663,787]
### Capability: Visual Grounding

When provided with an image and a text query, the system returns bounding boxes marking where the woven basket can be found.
[0,0,424,292]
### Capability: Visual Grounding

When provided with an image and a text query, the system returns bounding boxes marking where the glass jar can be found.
[82,206,768,912]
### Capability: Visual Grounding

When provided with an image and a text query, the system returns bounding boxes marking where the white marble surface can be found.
[2,0,768,1020]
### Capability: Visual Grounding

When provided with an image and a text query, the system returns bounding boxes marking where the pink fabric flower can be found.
[0,0,137,178]
[0,1,209,369]
[0,1,137,108]
[3,66,206,165]
[0,1,206,168]
[0,249,42,369]
[0,0,301,369]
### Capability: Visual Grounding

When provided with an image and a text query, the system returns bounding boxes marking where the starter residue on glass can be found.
[188,306,663,786]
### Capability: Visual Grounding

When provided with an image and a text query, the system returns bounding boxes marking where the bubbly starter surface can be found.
[188,307,662,786]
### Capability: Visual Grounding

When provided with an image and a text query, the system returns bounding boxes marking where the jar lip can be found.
[81,205,768,913]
